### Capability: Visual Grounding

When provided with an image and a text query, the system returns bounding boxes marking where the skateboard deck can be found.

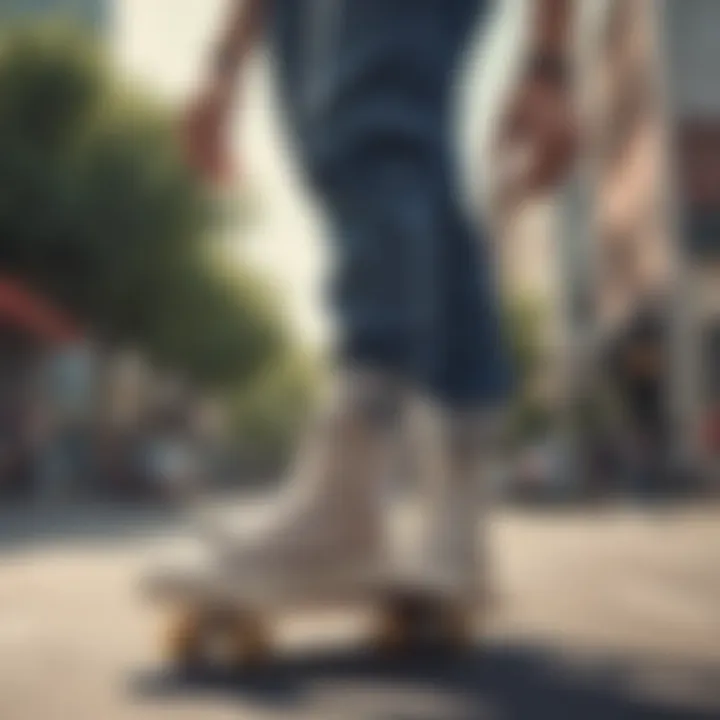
[143,560,478,670]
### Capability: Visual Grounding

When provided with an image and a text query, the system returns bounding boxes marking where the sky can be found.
[114,0,524,348]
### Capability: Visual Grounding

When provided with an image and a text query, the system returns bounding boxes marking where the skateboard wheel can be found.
[163,605,271,672]
[229,612,271,667]
[164,606,204,671]
[442,606,474,650]
[375,603,410,653]
[376,596,474,653]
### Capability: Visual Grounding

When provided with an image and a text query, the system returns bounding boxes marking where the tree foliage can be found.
[228,351,317,474]
[0,25,288,388]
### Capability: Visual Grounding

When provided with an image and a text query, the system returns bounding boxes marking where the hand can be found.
[182,76,236,185]
[496,67,578,207]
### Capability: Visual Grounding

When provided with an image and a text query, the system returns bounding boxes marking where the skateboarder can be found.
[174,0,577,641]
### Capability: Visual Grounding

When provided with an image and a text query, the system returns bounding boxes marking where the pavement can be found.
[0,502,719,720]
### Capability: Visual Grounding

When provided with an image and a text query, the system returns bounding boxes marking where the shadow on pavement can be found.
[132,641,720,720]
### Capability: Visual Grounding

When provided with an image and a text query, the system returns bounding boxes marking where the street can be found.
[1,503,719,720]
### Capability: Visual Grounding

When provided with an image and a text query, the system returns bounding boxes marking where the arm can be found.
[208,0,269,87]
[184,0,270,182]
[495,0,577,209]
[530,0,573,60]
[522,0,574,93]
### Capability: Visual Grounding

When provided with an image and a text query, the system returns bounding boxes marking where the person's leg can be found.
[216,0,509,609]
[296,0,453,381]
[283,1,512,626]
[389,0,512,617]
[277,0,509,400]
[433,189,514,407]
[160,3,431,602]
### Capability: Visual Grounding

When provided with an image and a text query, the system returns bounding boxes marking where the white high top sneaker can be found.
[151,369,404,606]
[389,396,503,643]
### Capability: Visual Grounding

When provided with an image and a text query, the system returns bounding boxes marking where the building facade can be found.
[495,0,720,483]
[569,0,720,475]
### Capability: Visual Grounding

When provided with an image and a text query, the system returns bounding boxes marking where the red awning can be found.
[0,277,81,345]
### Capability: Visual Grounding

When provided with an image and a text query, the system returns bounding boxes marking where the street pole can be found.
[555,0,615,492]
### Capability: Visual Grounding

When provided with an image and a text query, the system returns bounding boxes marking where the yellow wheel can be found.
[163,605,271,672]
[164,605,204,671]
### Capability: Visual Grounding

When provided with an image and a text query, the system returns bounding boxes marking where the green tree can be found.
[0,24,288,389]
[229,351,318,474]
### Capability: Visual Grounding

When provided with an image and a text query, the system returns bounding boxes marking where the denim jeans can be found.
[270,0,513,408]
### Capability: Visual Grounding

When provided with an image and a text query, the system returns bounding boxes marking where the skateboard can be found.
[143,561,478,672]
